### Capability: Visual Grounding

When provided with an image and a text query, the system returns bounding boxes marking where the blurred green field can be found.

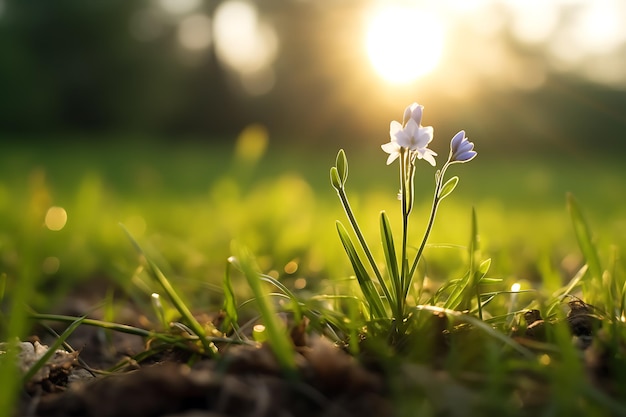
[1,138,625,314]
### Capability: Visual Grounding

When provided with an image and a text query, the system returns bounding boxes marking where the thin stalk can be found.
[235,246,297,378]
[120,225,217,356]
[336,187,392,312]
[23,316,85,385]
[30,313,250,346]
[415,305,535,359]
[407,163,449,298]
[399,150,410,316]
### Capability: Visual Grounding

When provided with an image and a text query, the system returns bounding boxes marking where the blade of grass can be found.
[550,263,588,310]
[259,274,303,323]
[0,273,5,303]
[443,271,470,311]
[469,208,483,319]
[233,244,297,377]
[22,316,85,384]
[222,259,239,334]
[337,221,386,319]
[331,157,387,308]
[29,313,248,346]
[379,211,399,314]
[567,193,603,282]
[229,255,304,324]
[121,224,216,356]
[415,304,534,359]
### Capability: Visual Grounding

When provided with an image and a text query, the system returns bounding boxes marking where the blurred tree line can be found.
[0,0,624,156]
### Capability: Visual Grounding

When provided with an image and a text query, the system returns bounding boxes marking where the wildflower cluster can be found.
[331,102,477,327]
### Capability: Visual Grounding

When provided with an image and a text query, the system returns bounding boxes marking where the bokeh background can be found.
[1,0,626,153]
[1,0,626,308]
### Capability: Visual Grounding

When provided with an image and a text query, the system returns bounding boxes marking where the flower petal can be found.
[386,152,400,165]
[381,141,402,165]
[449,130,477,163]
[402,103,419,125]
[409,104,424,126]
[415,125,434,148]
[389,120,403,139]
[418,148,437,167]
[394,121,415,148]
[450,130,465,151]
[381,141,400,153]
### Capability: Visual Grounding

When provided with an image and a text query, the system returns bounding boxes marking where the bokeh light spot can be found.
[294,278,307,290]
[45,206,67,231]
[178,14,212,50]
[284,260,298,275]
[234,124,269,164]
[213,1,278,77]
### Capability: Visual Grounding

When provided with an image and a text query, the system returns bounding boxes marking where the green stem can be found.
[29,313,251,346]
[399,150,409,316]
[406,163,450,299]
[336,187,393,313]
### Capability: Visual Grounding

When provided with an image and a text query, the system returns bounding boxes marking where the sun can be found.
[365,6,446,84]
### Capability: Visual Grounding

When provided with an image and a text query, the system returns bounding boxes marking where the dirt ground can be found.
[14,290,619,417]
[17,286,391,417]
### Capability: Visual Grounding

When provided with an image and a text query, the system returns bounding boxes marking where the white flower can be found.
[448,130,476,163]
[403,102,423,126]
[382,103,437,166]
[381,136,402,165]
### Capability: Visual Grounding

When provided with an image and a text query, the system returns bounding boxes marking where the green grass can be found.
[1,138,626,415]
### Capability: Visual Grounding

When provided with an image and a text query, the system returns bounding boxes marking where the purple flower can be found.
[449,130,476,163]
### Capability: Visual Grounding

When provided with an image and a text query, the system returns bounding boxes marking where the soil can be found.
[16,286,392,417]
[11,292,620,417]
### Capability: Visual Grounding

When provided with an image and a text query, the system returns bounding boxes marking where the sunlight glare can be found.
[507,1,559,45]
[365,6,445,84]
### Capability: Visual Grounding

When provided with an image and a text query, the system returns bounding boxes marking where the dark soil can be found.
[14,292,620,417]
[18,287,391,417]
[32,339,389,417]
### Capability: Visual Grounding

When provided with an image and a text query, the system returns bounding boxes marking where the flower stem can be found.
[406,163,450,299]
[399,150,410,316]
